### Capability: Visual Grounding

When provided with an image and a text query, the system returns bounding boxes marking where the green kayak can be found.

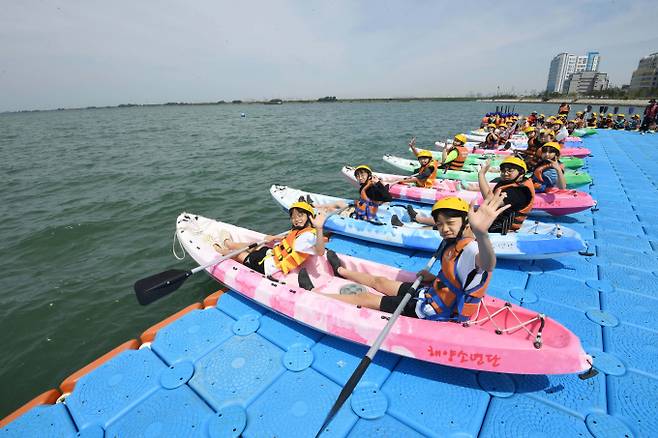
[464,154,584,170]
[382,154,592,189]
[573,128,597,137]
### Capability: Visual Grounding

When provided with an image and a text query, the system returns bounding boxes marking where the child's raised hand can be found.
[468,192,510,235]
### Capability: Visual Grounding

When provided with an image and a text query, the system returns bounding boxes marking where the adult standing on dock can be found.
[558,102,570,116]
[640,99,658,134]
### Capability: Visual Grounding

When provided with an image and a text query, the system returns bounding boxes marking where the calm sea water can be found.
[0,101,564,416]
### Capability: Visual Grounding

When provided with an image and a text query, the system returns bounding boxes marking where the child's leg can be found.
[323,291,383,310]
[337,267,402,297]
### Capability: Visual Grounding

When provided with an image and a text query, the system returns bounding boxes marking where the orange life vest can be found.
[421,238,491,321]
[493,178,535,231]
[523,139,542,169]
[532,160,564,192]
[416,159,438,188]
[445,145,469,170]
[271,227,316,274]
[354,180,382,221]
[482,133,499,149]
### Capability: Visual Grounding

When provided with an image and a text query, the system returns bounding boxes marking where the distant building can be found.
[546,51,601,93]
[629,52,658,91]
[586,51,600,72]
[564,71,609,95]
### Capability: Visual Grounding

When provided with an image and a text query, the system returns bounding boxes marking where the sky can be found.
[1,0,657,112]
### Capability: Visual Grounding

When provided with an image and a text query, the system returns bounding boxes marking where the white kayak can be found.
[270,184,585,259]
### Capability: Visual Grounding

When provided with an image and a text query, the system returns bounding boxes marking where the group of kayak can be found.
[173,109,598,376]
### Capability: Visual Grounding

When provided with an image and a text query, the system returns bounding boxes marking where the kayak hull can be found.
[270,185,585,259]
[176,213,591,375]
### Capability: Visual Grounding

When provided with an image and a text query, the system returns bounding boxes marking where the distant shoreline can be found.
[4,95,653,114]
[482,98,652,107]
[2,97,478,114]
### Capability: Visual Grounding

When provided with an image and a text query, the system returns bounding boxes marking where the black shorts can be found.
[242,246,269,274]
[379,282,420,318]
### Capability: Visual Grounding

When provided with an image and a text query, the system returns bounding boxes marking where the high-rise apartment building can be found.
[546,51,601,93]
[629,52,658,91]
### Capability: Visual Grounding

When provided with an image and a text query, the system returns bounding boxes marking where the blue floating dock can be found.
[3,130,658,437]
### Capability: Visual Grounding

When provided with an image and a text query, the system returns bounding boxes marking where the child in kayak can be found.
[212,201,325,288]
[324,193,509,321]
[480,124,500,149]
[439,134,469,170]
[613,114,626,130]
[530,142,567,192]
[626,114,641,131]
[402,138,439,188]
[311,165,409,226]
[479,156,535,234]
[519,127,542,170]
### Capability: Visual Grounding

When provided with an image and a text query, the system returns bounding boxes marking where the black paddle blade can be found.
[134,269,192,305]
[315,356,371,437]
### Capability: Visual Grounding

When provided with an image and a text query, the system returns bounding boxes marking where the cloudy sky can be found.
[1,0,657,111]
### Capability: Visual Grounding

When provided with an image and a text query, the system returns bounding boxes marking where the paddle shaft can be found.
[191,231,288,274]
[315,247,443,437]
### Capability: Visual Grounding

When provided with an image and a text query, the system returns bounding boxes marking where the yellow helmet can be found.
[453,134,468,144]
[544,129,556,136]
[487,123,496,128]
[497,123,507,127]
[558,114,567,119]
[576,111,584,116]
[552,119,564,125]
[432,196,470,216]
[353,165,372,176]
[633,114,640,118]
[523,126,536,133]
[617,114,625,117]
[607,113,613,116]
[542,141,562,153]
[500,156,528,173]
[539,114,545,118]
[289,201,316,218]
[417,150,433,159]
[592,112,598,116]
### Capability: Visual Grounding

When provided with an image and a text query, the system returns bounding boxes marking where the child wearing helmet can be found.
[480,125,500,150]
[350,165,392,221]
[323,193,509,321]
[518,127,542,170]
[402,137,439,188]
[613,114,626,130]
[440,134,469,170]
[479,156,535,233]
[550,119,568,142]
[530,142,567,192]
[626,114,641,131]
[213,201,326,281]
[587,113,598,127]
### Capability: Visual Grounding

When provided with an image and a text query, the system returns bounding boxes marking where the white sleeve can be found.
[293,231,318,255]
[455,241,485,289]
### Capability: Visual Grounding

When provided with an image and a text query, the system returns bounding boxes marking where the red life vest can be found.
[354,180,382,221]
[422,238,491,321]
[493,178,535,231]
[271,227,316,274]
[445,145,469,170]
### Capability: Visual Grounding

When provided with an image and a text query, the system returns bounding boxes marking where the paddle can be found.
[134,231,288,305]
[314,244,445,437]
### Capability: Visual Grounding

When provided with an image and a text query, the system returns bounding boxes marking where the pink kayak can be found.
[342,166,596,216]
[176,213,591,375]
[435,142,591,158]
